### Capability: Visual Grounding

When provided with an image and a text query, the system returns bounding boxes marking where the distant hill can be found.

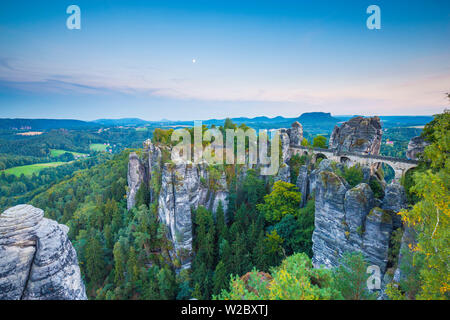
[334,115,434,128]
[296,112,339,123]
[0,119,98,130]
[92,118,150,127]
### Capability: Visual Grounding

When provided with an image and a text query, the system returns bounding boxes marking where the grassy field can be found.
[3,162,68,177]
[89,143,108,152]
[135,127,148,132]
[50,149,88,157]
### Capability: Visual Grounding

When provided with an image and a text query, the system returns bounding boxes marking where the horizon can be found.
[1,0,449,120]
[0,112,437,123]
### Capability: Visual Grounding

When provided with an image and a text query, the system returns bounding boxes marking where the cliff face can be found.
[329,116,382,154]
[311,164,407,275]
[0,205,87,300]
[127,152,147,210]
[158,161,228,269]
[127,140,229,269]
[287,121,304,147]
[406,136,429,160]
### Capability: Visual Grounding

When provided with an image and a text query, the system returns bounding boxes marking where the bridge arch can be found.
[313,153,328,163]
[340,156,353,167]
[370,161,396,183]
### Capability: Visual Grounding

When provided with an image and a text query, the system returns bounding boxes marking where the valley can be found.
[1,111,447,300]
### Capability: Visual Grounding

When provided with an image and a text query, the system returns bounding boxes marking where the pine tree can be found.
[85,231,106,288]
[213,261,229,295]
[113,241,125,285]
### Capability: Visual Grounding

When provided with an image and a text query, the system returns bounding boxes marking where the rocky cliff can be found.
[329,116,382,154]
[0,205,87,300]
[127,140,229,269]
[406,136,429,160]
[127,152,147,210]
[311,161,407,276]
[158,161,228,269]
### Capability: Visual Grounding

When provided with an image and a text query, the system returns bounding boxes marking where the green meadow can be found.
[50,149,88,157]
[3,162,67,177]
[89,143,108,152]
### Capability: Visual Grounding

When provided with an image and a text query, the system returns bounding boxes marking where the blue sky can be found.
[0,0,449,120]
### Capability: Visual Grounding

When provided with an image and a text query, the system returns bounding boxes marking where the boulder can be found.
[0,205,87,300]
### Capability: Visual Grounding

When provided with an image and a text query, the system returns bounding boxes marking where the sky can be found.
[0,0,449,121]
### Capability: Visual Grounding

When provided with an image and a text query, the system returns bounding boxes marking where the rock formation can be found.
[0,205,87,300]
[406,136,429,160]
[287,121,304,147]
[157,161,228,269]
[127,152,147,210]
[311,163,407,276]
[329,116,382,155]
[296,165,309,207]
[127,140,229,269]
[381,184,407,229]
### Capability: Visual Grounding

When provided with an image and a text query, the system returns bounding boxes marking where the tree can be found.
[301,138,310,146]
[113,241,126,285]
[216,253,341,300]
[332,252,376,300]
[127,247,139,283]
[264,230,285,266]
[215,201,227,242]
[135,183,149,207]
[85,232,106,288]
[157,267,177,299]
[398,110,449,299]
[313,135,327,148]
[213,261,229,295]
[337,164,364,188]
[257,181,301,223]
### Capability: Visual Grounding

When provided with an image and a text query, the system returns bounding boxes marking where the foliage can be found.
[257,181,301,223]
[312,135,327,148]
[369,176,384,199]
[336,164,364,188]
[398,110,450,299]
[332,252,376,300]
[215,253,341,300]
[289,154,307,185]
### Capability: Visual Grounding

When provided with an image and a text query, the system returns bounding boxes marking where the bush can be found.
[336,164,364,188]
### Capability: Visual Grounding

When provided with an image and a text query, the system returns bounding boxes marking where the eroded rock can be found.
[329,116,382,155]
[0,205,87,300]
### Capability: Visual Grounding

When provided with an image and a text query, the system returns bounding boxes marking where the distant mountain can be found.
[333,115,433,128]
[92,118,150,127]
[296,112,339,124]
[0,119,98,130]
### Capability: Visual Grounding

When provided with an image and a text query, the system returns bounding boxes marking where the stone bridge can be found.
[290,146,419,183]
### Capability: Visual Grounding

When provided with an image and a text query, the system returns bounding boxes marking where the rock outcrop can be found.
[381,184,407,229]
[0,205,87,300]
[406,136,429,160]
[311,165,406,276]
[127,152,147,210]
[127,140,229,270]
[287,121,304,147]
[296,165,309,207]
[329,116,382,155]
[157,162,228,269]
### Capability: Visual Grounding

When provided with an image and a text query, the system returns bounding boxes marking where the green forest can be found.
[0,111,448,300]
